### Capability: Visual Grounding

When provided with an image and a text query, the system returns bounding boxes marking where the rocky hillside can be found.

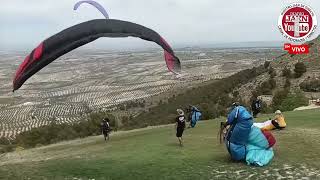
[235,35,320,106]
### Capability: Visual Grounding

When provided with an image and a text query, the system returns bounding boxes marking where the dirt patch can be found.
[294,105,320,111]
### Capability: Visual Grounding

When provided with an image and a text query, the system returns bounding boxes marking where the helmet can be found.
[232,102,240,107]
[228,102,240,113]
[275,110,282,114]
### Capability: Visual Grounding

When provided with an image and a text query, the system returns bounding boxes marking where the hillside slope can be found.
[235,35,320,105]
[0,110,320,179]
[129,37,320,128]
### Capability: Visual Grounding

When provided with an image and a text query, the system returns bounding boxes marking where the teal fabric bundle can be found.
[246,145,274,166]
[245,126,274,166]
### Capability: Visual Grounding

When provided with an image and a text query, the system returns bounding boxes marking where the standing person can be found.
[101,118,111,142]
[175,109,186,147]
[251,96,262,118]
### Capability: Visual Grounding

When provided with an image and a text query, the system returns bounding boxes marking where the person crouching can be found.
[253,110,286,131]
[175,109,186,147]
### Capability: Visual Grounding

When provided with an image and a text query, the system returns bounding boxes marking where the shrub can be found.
[300,79,320,92]
[0,137,11,145]
[260,102,273,114]
[268,67,277,78]
[264,61,271,69]
[282,67,292,78]
[284,78,291,88]
[271,89,307,111]
[260,81,272,95]
[0,145,15,154]
[272,88,290,110]
[277,91,308,111]
[294,62,307,78]
[256,78,276,95]
[232,90,239,98]
[268,78,277,89]
[251,91,259,99]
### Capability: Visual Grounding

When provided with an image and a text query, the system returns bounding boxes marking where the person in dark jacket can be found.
[175,109,186,146]
[251,96,262,118]
[101,118,111,142]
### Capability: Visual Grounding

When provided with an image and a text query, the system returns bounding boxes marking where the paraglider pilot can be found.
[251,96,262,118]
[253,110,287,130]
[175,109,186,147]
[101,118,111,142]
[187,105,202,128]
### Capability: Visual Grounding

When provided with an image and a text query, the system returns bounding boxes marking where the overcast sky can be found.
[1,0,319,50]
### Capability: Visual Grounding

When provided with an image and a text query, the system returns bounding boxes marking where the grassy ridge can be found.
[127,65,267,129]
[0,109,319,179]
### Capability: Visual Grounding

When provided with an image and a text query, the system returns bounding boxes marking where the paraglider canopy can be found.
[13,19,181,91]
[74,0,109,19]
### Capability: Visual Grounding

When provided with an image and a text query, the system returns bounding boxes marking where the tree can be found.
[284,78,291,88]
[232,90,239,98]
[268,67,277,78]
[268,78,277,89]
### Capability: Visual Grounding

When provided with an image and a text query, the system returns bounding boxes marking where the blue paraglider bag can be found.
[190,107,202,127]
[225,106,253,161]
[226,141,246,161]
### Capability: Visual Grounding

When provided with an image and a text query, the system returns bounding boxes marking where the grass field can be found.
[0,109,320,180]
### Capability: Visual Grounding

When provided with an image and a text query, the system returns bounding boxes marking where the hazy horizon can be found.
[1,0,319,51]
[0,40,285,52]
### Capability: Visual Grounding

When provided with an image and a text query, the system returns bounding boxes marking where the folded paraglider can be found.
[224,103,276,166]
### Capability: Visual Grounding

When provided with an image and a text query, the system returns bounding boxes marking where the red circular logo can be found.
[278,3,317,42]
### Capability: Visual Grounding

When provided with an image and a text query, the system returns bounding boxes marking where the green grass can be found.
[0,109,320,180]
